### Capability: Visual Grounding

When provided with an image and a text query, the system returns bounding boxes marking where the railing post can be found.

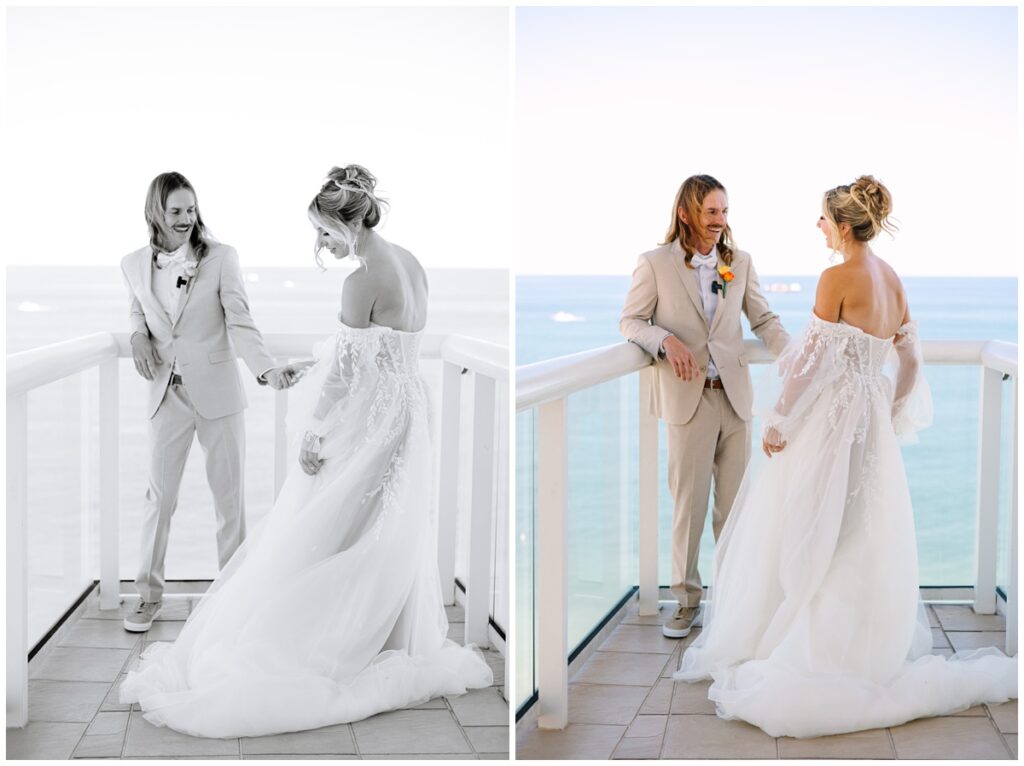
[273,377,289,500]
[99,358,120,609]
[437,361,462,606]
[974,366,1002,614]
[638,367,659,616]
[1007,377,1018,655]
[7,393,29,728]
[537,397,568,730]
[466,374,496,648]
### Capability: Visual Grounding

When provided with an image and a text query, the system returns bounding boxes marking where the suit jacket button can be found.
[699,365,706,372]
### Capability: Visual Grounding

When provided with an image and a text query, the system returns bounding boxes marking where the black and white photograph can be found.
[6,5,510,759]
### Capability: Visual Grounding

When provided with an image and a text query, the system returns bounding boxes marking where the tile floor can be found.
[517,598,1016,760]
[8,588,509,760]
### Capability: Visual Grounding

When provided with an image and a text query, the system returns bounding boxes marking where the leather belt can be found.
[704,377,724,390]
[169,373,183,386]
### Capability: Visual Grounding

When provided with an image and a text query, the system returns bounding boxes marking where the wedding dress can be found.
[674,314,1017,738]
[120,322,492,738]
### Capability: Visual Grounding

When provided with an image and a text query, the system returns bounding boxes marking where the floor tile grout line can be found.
[886,726,898,759]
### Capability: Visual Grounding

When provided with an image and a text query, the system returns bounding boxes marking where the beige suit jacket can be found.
[620,241,789,425]
[121,242,276,420]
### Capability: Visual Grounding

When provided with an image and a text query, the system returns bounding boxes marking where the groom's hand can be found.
[663,336,699,381]
[130,334,162,381]
[262,368,295,390]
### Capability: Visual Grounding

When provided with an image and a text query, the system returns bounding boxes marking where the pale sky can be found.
[3,6,511,269]
[516,6,1018,276]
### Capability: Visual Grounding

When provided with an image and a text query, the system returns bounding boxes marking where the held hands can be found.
[762,426,787,458]
[130,334,162,381]
[262,361,316,390]
[663,335,699,381]
[262,367,297,390]
[299,431,324,475]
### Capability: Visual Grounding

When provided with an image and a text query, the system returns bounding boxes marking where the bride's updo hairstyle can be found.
[308,164,388,268]
[822,175,897,247]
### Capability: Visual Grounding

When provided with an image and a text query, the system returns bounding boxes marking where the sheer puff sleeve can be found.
[890,321,933,443]
[757,316,849,447]
[287,329,379,449]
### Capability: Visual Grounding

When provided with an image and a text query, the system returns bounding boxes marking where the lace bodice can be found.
[760,314,932,445]
[833,320,896,377]
[336,322,422,379]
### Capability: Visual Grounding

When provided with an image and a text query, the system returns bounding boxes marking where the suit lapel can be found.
[668,240,709,328]
[172,246,199,325]
[708,253,737,336]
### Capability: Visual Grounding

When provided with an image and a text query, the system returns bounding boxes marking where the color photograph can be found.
[514,5,1017,759]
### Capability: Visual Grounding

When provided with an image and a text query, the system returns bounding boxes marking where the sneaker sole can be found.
[123,609,161,632]
[662,624,692,638]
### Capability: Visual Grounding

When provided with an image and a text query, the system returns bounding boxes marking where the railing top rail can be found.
[8,332,120,395]
[982,340,1018,376]
[516,338,1016,411]
[9,332,507,396]
[517,342,650,411]
[440,335,508,381]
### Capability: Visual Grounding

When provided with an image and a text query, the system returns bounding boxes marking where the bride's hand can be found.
[284,359,316,385]
[300,432,324,475]
[762,427,787,458]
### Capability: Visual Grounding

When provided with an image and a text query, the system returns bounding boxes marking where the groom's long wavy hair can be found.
[144,172,212,261]
[662,174,735,268]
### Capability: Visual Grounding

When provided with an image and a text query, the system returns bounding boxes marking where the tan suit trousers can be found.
[667,387,750,607]
[136,379,247,602]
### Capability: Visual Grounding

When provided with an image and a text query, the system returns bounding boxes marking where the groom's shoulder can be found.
[637,241,676,266]
[120,245,150,272]
[205,241,237,259]
[731,248,752,266]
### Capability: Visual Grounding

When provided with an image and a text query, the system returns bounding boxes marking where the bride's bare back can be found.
[341,239,429,333]
[814,253,909,339]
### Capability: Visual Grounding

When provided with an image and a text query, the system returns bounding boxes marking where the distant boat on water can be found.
[765,282,802,293]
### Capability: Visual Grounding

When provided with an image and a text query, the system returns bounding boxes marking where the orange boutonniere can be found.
[712,265,735,298]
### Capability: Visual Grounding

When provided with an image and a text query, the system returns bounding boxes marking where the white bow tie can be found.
[155,251,187,269]
[691,252,717,270]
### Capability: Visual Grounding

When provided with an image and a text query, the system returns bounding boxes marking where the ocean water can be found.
[7,265,508,646]
[515,274,1017,702]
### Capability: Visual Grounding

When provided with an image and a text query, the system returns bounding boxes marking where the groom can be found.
[120,171,293,632]
[620,174,789,638]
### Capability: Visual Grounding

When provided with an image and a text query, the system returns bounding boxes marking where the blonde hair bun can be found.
[315,164,386,229]
[822,175,897,243]
[850,175,893,224]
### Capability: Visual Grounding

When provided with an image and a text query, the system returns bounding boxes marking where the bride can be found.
[674,176,1017,738]
[120,165,493,738]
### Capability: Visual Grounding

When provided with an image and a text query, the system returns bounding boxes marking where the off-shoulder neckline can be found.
[337,320,424,335]
[809,312,916,342]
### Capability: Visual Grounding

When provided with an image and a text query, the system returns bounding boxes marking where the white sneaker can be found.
[124,600,161,632]
[662,605,701,638]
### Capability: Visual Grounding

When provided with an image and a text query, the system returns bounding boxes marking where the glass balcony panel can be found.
[996,373,1015,599]
[491,383,511,635]
[514,408,536,707]
[566,375,638,651]
[908,366,979,586]
[26,373,94,648]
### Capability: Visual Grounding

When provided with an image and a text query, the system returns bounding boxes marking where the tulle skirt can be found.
[675,378,1017,738]
[120,330,492,738]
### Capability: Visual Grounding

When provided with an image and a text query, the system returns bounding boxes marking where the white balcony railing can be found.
[6,331,509,728]
[517,338,1018,730]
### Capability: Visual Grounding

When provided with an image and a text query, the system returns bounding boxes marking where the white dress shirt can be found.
[690,249,721,379]
[152,243,189,374]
